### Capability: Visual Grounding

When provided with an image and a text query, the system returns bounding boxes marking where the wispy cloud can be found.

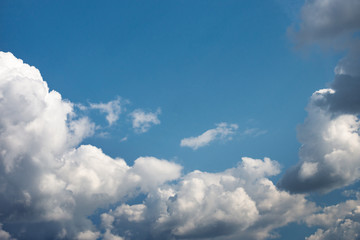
[243,128,267,137]
[90,97,124,126]
[180,123,238,150]
[129,108,161,133]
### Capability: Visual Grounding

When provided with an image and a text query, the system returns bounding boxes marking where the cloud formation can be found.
[0,51,320,239]
[279,89,360,193]
[180,123,238,150]
[0,52,182,239]
[90,97,123,125]
[290,0,360,44]
[243,128,267,137]
[305,194,360,240]
[279,0,360,193]
[102,157,315,240]
[129,108,161,133]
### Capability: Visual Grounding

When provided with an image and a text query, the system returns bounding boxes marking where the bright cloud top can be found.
[279,0,360,194]
[101,157,315,240]
[90,97,123,125]
[180,123,238,150]
[129,108,161,133]
[2,0,360,238]
[0,52,182,239]
[0,51,318,240]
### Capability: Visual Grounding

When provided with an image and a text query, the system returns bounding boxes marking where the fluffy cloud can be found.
[279,0,360,193]
[278,90,360,193]
[90,97,123,125]
[180,123,238,150]
[0,51,329,240]
[305,195,360,240]
[129,108,161,133]
[103,157,315,240]
[0,52,182,239]
[76,230,100,240]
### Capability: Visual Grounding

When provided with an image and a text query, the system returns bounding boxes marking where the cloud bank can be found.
[0,52,181,239]
[305,192,360,240]
[279,0,360,194]
[101,157,315,240]
[0,51,318,239]
[2,0,360,238]
[180,123,238,150]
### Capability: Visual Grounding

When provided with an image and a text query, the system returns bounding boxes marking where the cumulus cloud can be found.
[90,97,123,125]
[279,0,360,193]
[102,157,316,240]
[180,123,238,150]
[305,195,360,240]
[0,52,182,239]
[129,108,161,133]
[279,89,360,193]
[0,51,325,240]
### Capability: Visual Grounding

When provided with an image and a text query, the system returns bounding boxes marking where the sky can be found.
[0,0,360,239]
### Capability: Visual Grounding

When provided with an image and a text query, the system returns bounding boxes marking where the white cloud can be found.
[111,204,146,222]
[103,157,315,240]
[0,51,328,239]
[243,128,267,137]
[279,92,360,193]
[279,0,360,194]
[90,97,123,125]
[180,123,239,150]
[129,108,161,133]
[305,196,360,240]
[299,162,318,180]
[0,52,182,239]
[102,230,124,240]
[76,230,100,240]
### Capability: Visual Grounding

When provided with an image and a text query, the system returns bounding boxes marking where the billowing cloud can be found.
[0,52,319,239]
[305,194,360,240]
[129,108,161,133]
[279,0,360,193]
[278,90,360,193]
[180,123,238,150]
[90,97,123,125]
[0,52,182,239]
[102,157,316,240]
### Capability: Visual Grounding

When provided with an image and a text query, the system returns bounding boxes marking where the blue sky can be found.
[1,0,360,239]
